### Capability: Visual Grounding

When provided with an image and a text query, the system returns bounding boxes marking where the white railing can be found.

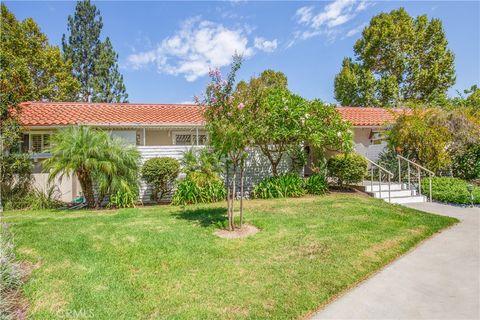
[364,156,395,203]
[396,154,434,202]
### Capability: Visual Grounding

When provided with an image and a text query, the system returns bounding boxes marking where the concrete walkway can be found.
[312,202,480,320]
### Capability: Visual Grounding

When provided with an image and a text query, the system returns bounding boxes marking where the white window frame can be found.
[24,131,53,153]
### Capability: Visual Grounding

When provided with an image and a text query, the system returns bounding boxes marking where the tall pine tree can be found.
[92,37,128,102]
[62,0,127,102]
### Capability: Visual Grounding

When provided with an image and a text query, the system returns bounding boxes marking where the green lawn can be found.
[5,194,457,319]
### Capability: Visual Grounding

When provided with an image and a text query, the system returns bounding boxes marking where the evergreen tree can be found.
[92,37,128,102]
[62,0,127,102]
[334,8,455,107]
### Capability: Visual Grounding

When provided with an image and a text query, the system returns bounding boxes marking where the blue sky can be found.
[5,1,480,104]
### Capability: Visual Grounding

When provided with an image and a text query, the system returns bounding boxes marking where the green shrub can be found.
[304,174,328,195]
[172,172,226,205]
[4,186,64,211]
[0,223,22,320]
[108,189,137,208]
[181,148,222,177]
[252,174,306,199]
[452,144,480,181]
[327,153,367,187]
[421,177,480,204]
[141,157,180,202]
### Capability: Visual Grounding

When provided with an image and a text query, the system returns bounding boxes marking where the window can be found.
[173,132,208,145]
[175,134,193,145]
[31,134,43,152]
[370,131,386,145]
[24,133,51,153]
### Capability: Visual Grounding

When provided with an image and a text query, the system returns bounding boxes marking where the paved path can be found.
[312,202,480,320]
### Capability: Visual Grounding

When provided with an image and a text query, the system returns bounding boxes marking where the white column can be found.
[143,128,146,146]
[196,127,199,146]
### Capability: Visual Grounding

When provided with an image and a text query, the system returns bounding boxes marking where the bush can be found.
[141,157,180,202]
[172,172,226,205]
[108,189,137,208]
[421,177,480,204]
[4,186,64,211]
[0,223,22,320]
[181,148,222,177]
[304,173,328,195]
[1,153,33,210]
[452,144,480,181]
[327,153,367,188]
[252,174,306,199]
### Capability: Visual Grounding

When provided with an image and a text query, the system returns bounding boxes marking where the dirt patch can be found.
[362,237,404,259]
[214,224,259,239]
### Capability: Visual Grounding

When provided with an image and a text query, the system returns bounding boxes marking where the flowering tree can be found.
[244,86,352,176]
[198,55,250,230]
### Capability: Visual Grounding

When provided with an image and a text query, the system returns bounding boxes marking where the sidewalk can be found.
[312,202,480,320]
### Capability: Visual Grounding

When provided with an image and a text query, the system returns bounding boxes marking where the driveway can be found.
[312,202,480,320]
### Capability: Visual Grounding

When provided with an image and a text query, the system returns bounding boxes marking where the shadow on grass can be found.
[174,207,228,228]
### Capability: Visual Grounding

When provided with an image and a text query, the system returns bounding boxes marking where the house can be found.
[17,101,401,202]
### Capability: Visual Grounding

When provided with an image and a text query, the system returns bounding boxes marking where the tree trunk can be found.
[239,157,245,227]
[231,161,237,231]
[226,162,232,231]
[78,171,95,208]
[260,144,284,176]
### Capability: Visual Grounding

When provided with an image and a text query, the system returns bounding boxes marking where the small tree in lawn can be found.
[199,55,250,230]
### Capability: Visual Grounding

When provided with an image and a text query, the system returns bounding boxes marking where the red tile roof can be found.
[336,106,405,126]
[18,101,204,127]
[18,102,403,127]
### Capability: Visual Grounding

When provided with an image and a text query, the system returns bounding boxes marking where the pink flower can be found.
[237,102,245,110]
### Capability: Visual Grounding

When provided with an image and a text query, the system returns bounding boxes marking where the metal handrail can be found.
[364,157,395,177]
[397,154,434,175]
[363,156,394,203]
[396,154,434,202]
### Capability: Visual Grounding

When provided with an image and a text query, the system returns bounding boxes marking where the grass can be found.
[4,194,457,319]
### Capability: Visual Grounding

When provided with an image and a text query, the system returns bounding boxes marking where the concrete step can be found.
[371,189,415,199]
[361,182,404,192]
[386,195,427,204]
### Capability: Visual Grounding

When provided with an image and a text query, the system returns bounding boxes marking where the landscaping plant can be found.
[421,177,480,205]
[199,55,251,229]
[252,174,306,199]
[0,223,22,319]
[452,144,480,181]
[237,74,352,176]
[172,172,226,205]
[327,153,367,188]
[141,157,180,202]
[304,173,329,195]
[44,126,140,208]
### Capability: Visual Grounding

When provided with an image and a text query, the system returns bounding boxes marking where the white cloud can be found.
[290,0,372,46]
[346,22,367,37]
[254,37,278,52]
[295,6,315,25]
[126,17,255,81]
[127,51,156,70]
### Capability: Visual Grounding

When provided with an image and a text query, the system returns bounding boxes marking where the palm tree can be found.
[43,126,140,208]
